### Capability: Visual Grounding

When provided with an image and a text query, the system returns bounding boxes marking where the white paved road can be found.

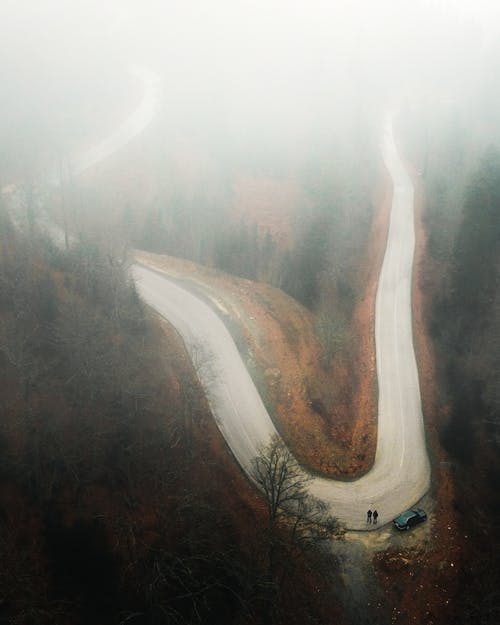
[133,117,431,530]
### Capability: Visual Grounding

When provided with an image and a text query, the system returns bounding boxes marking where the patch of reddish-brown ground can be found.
[232,174,308,247]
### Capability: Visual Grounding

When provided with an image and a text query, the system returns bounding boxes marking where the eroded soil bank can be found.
[135,162,390,478]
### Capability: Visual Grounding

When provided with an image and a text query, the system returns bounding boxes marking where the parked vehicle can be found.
[393,508,427,531]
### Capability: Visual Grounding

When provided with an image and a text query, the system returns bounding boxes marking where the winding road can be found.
[133,117,431,531]
[20,55,430,530]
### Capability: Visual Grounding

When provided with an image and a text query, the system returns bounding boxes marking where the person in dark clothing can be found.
[367,509,372,523]
[373,510,379,524]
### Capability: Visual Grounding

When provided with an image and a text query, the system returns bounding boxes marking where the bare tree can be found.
[252,434,338,536]
[252,435,339,621]
[252,434,312,530]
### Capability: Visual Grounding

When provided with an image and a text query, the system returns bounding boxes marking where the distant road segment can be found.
[73,65,160,176]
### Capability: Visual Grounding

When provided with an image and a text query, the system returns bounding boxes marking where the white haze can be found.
[0,0,499,180]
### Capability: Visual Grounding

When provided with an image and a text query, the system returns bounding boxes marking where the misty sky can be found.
[1,0,499,178]
[2,1,497,100]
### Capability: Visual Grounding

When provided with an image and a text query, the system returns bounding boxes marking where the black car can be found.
[393,508,427,531]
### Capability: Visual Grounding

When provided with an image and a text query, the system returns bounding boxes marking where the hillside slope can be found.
[0,218,341,625]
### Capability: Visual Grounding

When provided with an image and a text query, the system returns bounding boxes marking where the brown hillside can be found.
[136,163,390,481]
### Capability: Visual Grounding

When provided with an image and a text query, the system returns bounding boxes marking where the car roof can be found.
[394,508,424,523]
[394,511,415,523]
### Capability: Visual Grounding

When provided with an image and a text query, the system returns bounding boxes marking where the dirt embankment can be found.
[135,163,390,479]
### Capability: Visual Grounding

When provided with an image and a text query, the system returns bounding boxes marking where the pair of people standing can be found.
[367,509,378,524]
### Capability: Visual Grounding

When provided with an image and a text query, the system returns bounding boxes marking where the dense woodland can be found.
[0,209,343,625]
[398,45,500,620]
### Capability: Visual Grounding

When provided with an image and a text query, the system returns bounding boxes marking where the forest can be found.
[397,45,500,619]
[2,1,500,623]
[0,212,343,624]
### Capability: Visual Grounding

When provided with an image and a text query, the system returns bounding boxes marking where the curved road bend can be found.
[133,117,431,530]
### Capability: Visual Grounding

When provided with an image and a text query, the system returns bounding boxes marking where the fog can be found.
[3,4,500,621]
[1,0,499,183]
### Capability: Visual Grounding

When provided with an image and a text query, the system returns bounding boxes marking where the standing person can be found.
[373,510,379,525]
[367,509,372,524]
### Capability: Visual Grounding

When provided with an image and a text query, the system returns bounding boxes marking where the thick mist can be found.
[1,0,499,185]
[3,0,499,311]
[3,3,500,624]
